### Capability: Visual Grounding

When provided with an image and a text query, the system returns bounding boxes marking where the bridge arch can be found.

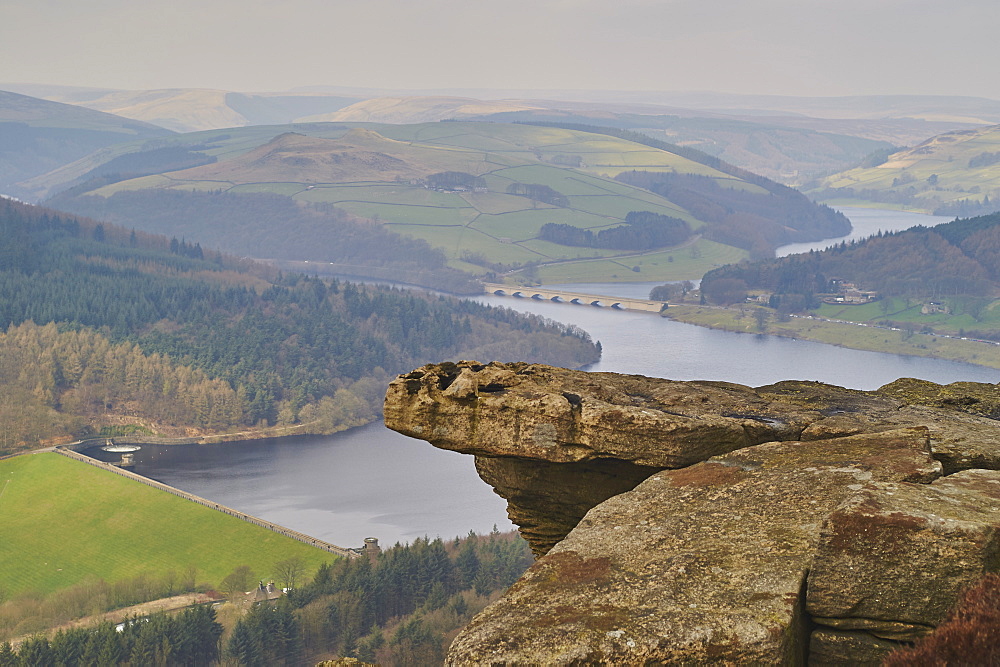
[481,282,665,314]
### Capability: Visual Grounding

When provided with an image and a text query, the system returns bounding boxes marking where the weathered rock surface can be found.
[382,362,1000,663]
[448,430,939,664]
[807,469,1000,640]
[474,456,660,556]
[385,362,1000,555]
[808,630,902,666]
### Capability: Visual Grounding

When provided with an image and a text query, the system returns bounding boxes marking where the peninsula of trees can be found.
[0,199,600,454]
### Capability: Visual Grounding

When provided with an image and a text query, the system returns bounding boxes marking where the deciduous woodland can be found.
[0,199,599,453]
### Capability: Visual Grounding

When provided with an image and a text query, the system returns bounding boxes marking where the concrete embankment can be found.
[54,446,357,559]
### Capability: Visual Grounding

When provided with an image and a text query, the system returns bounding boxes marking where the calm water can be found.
[775,207,953,257]
[90,423,507,549]
[129,208,997,549]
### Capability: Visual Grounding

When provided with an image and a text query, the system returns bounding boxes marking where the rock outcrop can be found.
[383,361,1000,664]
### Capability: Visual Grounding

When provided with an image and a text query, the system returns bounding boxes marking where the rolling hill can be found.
[9,86,984,187]
[298,95,982,183]
[807,124,1000,216]
[297,95,969,184]
[45,121,848,285]
[0,89,173,199]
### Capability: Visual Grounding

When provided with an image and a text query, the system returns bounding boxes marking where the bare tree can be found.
[273,557,306,590]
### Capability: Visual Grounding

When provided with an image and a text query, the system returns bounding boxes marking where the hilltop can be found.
[808,124,1000,216]
[166,128,489,183]
[8,87,985,189]
[44,121,848,285]
[296,94,978,184]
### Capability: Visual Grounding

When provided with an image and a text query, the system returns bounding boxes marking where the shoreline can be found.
[53,446,358,557]
[662,304,1000,372]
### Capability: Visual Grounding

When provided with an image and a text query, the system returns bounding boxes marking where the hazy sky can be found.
[3,0,999,98]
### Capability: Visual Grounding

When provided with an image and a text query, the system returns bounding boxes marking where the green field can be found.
[814,297,1000,332]
[0,453,336,597]
[531,239,747,284]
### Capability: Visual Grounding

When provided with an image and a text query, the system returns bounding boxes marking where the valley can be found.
[4,74,1000,664]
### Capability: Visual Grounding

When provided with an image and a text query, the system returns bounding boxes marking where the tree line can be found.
[699,211,1000,307]
[616,171,849,259]
[280,530,533,665]
[505,183,569,207]
[425,172,486,190]
[539,211,692,251]
[0,605,223,667]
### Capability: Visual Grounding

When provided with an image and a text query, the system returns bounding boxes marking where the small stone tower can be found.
[363,537,381,563]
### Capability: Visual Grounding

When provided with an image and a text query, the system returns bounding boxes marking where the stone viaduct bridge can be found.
[482,283,667,314]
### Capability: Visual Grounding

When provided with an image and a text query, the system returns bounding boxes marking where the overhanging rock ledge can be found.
[384,361,1000,664]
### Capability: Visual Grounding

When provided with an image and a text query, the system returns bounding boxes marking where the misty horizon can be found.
[4,0,1000,100]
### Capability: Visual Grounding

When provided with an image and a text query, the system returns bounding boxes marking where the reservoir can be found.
[124,207,998,549]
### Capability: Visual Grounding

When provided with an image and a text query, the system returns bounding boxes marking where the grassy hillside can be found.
[0,90,172,199]
[478,109,898,185]
[807,124,1000,215]
[45,121,848,284]
[0,453,333,597]
[296,94,982,184]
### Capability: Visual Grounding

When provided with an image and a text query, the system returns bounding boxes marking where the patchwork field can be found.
[810,124,1000,213]
[41,120,846,284]
[0,453,335,597]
